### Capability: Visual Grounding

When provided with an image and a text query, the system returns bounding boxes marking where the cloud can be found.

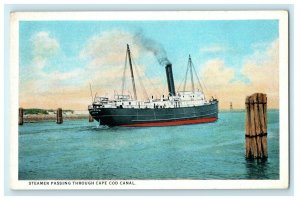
[241,39,279,102]
[20,30,166,109]
[200,39,279,109]
[49,68,83,81]
[200,45,225,53]
[79,30,142,92]
[201,60,235,87]
[80,30,142,67]
[21,31,60,78]
[241,39,278,89]
[20,31,84,97]
[31,31,60,60]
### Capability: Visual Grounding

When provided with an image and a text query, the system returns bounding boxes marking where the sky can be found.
[19,20,279,110]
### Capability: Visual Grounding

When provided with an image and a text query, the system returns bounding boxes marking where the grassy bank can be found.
[22,108,89,123]
[24,108,75,115]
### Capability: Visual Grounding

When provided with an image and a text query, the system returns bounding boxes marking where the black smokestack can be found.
[165,63,176,96]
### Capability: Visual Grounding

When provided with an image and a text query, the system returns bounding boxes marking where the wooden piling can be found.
[19,107,24,125]
[245,93,267,159]
[56,108,63,124]
[89,114,94,122]
[230,102,233,111]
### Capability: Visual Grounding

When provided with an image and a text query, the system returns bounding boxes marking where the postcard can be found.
[10,11,289,189]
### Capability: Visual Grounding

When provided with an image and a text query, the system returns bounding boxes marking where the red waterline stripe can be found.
[121,117,218,127]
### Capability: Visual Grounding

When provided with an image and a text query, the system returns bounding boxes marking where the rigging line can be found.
[191,62,208,100]
[121,50,128,96]
[144,72,162,98]
[132,57,163,98]
[176,73,187,92]
[201,78,208,93]
[191,61,204,92]
[145,63,166,97]
[183,59,190,92]
[94,92,97,102]
[133,65,149,100]
[133,63,149,100]
[193,63,208,93]
[130,53,150,100]
[189,55,195,92]
[154,71,167,97]
[177,62,189,92]
[146,76,161,98]
[150,73,164,98]
[89,83,93,103]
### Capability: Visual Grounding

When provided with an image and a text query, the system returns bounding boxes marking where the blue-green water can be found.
[19,111,279,180]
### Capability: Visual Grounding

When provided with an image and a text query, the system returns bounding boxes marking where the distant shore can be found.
[23,114,89,123]
[21,108,89,123]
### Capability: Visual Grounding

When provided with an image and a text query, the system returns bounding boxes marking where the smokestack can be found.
[165,63,176,96]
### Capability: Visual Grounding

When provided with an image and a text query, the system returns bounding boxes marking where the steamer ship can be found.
[88,44,218,127]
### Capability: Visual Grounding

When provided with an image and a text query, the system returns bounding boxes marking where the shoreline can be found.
[23,114,89,123]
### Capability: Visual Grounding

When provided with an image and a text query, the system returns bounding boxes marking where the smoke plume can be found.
[134,31,171,66]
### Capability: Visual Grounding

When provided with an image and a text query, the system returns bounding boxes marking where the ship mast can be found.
[189,54,195,92]
[127,44,137,100]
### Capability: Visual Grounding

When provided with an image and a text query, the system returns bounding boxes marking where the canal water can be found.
[19,110,279,180]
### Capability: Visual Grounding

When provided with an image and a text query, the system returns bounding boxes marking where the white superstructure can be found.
[89,90,211,110]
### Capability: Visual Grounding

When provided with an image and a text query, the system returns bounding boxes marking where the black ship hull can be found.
[89,100,218,127]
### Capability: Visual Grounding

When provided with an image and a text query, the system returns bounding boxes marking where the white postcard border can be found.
[10,11,289,190]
